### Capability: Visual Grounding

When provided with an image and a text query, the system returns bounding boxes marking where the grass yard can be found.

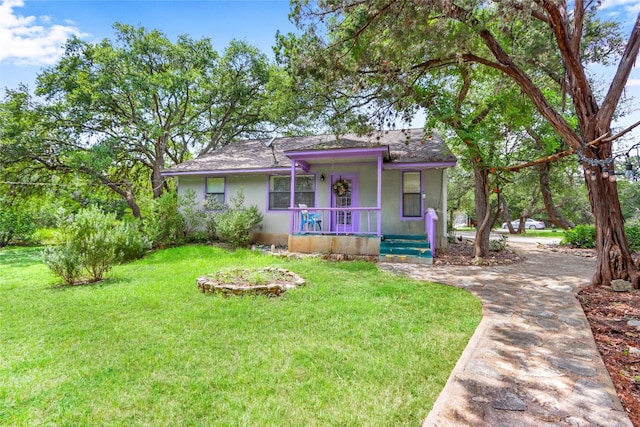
[0,245,481,426]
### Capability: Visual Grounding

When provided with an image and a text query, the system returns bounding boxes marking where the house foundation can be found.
[288,235,380,256]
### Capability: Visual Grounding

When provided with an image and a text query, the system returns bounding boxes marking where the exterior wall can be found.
[379,168,448,247]
[177,174,289,244]
[176,164,450,248]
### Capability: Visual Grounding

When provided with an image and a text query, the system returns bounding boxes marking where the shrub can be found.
[211,190,263,248]
[43,244,83,285]
[625,224,640,252]
[144,192,185,248]
[489,234,508,252]
[562,224,596,248]
[44,207,149,284]
[179,189,208,243]
[61,207,119,282]
[113,220,151,263]
[0,204,36,247]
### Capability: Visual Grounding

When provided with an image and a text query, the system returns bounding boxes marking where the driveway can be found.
[378,242,632,426]
[455,229,563,245]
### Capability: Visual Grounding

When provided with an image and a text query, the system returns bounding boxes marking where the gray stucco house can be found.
[162,128,456,262]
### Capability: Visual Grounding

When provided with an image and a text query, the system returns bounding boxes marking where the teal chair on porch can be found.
[299,204,322,231]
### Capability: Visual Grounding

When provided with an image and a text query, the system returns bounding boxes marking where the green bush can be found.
[0,204,36,247]
[561,224,596,248]
[144,192,185,248]
[489,234,508,252]
[625,224,640,252]
[61,207,119,282]
[211,190,263,248]
[113,220,151,263]
[44,207,149,284]
[179,189,209,243]
[43,243,83,285]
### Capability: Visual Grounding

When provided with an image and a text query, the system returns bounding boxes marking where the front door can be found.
[331,173,358,233]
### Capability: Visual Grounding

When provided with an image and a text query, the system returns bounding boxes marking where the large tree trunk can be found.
[473,167,491,258]
[104,180,142,219]
[151,164,165,199]
[585,165,639,287]
[538,163,574,229]
[152,134,168,199]
[581,128,640,288]
[502,199,517,233]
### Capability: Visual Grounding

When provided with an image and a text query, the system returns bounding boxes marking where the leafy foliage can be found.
[179,189,208,243]
[561,225,596,248]
[43,244,83,285]
[624,224,640,253]
[44,206,149,284]
[113,220,151,263]
[144,192,186,248]
[210,190,263,248]
[2,24,316,219]
[489,234,508,252]
[0,200,36,247]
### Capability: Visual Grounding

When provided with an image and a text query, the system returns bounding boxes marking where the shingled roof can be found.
[162,128,456,175]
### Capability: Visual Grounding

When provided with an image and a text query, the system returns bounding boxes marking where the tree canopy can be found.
[287,0,640,286]
[1,23,318,217]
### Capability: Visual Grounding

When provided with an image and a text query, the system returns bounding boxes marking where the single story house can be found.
[162,128,456,263]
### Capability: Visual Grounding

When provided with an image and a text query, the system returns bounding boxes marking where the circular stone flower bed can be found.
[197,267,305,297]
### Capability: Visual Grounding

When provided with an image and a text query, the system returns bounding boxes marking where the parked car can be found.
[502,218,545,230]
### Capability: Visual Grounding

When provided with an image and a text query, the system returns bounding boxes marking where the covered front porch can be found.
[279,136,450,258]
[284,143,389,238]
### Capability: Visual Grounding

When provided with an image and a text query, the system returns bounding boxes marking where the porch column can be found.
[377,152,383,236]
[290,159,296,234]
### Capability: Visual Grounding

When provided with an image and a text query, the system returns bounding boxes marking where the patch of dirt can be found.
[434,241,524,266]
[435,242,639,425]
[579,286,640,426]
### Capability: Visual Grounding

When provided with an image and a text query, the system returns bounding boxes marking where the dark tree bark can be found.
[538,163,574,229]
[502,199,517,233]
[473,167,491,258]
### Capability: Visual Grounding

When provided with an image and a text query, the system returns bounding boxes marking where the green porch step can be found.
[380,240,431,251]
[379,235,432,264]
[382,234,428,241]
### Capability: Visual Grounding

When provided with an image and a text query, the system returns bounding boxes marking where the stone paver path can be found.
[378,243,633,427]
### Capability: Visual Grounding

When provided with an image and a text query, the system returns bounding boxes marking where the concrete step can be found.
[379,254,433,265]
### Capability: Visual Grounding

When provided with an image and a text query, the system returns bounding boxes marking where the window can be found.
[205,177,225,208]
[402,171,421,217]
[269,175,315,210]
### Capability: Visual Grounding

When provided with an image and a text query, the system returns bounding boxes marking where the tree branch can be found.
[599,13,640,125]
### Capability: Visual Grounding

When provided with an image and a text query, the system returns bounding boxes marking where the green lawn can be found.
[0,245,481,426]
[456,226,566,239]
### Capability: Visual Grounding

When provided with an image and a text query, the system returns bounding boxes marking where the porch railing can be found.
[291,207,381,236]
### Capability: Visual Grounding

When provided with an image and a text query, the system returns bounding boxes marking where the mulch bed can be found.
[435,242,640,425]
[579,286,640,426]
[434,241,524,265]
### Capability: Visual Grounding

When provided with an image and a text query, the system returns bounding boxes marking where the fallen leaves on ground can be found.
[579,286,640,427]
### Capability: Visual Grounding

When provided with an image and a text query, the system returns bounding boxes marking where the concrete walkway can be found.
[378,243,633,427]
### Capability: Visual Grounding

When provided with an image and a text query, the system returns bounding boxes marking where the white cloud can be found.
[628,79,640,87]
[0,0,84,66]
[600,0,640,10]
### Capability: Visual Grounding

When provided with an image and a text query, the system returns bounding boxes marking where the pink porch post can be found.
[289,159,296,233]
[425,208,438,254]
[377,153,382,236]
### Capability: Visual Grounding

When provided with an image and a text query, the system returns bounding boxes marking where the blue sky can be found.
[0,0,296,89]
[0,0,639,141]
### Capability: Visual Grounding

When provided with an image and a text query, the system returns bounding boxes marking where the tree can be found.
[1,24,307,218]
[290,1,640,287]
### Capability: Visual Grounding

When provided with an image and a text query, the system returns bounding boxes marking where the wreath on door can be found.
[332,178,350,196]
